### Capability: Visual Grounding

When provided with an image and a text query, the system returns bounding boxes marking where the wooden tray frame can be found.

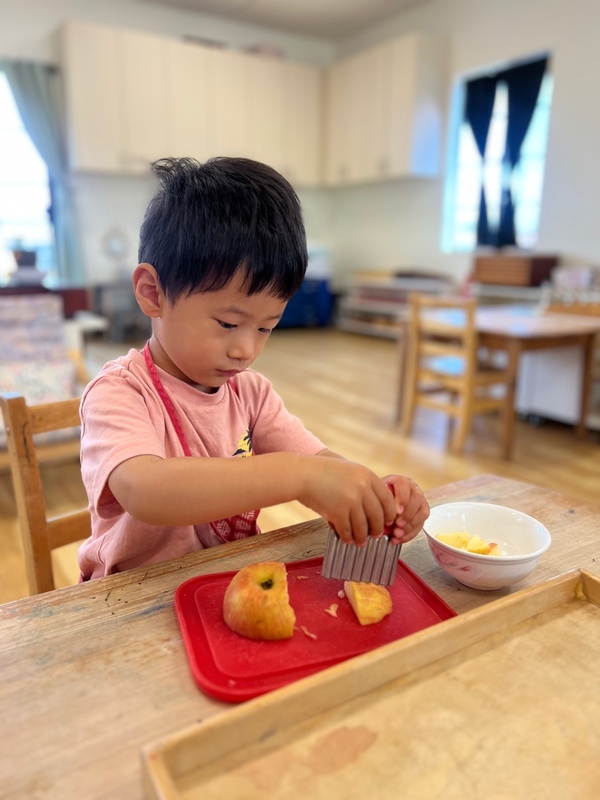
[142,570,600,799]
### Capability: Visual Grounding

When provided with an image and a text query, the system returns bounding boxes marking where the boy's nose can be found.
[228,335,255,363]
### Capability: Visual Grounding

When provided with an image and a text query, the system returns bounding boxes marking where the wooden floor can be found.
[2,328,599,604]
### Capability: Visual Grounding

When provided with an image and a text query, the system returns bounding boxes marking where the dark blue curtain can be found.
[497,57,548,246]
[464,76,497,246]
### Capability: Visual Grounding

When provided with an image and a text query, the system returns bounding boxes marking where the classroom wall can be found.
[2,0,600,288]
[332,0,600,284]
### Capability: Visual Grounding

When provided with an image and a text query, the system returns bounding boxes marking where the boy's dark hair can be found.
[138,156,308,301]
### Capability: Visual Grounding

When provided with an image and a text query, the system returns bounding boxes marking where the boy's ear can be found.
[133,263,164,318]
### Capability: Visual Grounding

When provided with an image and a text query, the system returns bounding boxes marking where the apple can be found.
[223,561,296,640]
[465,534,491,554]
[437,532,503,557]
[436,531,470,549]
[344,581,393,626]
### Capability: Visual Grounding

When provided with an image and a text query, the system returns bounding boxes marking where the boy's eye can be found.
[258,327,273,335]
[217,320,237,330]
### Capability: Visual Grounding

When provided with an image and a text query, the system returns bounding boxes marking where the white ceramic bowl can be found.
[423,502,551,591]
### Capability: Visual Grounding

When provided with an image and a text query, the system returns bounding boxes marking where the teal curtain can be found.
[0,59,84,284]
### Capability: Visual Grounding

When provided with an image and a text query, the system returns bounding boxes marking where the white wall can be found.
[332,0,600,284]
[2,0,600,288]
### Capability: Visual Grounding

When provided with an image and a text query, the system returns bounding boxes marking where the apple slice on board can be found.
[223,561,296,640]
[344,581,393,626]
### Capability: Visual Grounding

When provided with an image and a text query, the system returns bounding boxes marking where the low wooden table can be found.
[1,475,599,799]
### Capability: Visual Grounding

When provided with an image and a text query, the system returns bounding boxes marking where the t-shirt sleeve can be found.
[239,371,326,455]
[80,369,168,518]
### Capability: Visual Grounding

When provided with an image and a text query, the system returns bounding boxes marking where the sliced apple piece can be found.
[344,581,392,626]
[466,535,491,555]
[488,543,502,556]
[436,531,470,550]
[223,561,296,640]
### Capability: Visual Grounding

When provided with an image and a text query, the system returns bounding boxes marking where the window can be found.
[0,71,55,279]
[443,60,553,252]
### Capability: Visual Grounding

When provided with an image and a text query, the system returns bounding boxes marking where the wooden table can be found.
[477,306,600,457]
[1,475,599,799]
[396,305,600,458]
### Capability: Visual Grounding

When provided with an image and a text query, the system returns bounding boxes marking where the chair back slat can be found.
[0,393,89,595]
[48,510,91,550]
[29,397,82,435]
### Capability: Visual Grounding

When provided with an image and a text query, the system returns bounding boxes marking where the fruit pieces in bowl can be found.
[436,531,502,556]
[423,502,551,591]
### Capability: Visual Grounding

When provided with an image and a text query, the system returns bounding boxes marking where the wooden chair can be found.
[0,393,90,594]
[399,294,512,454]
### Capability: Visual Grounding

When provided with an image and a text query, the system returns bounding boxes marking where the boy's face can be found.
[150,272,287,392]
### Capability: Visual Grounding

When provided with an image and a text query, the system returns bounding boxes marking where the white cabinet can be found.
[61,22,440,188]
[117,28,172,173]
[61,21,171,174]
[167,39,214,162]
[280,61,323,187]
[209,48,253,160]
[61,21,122,173]
[246,54,285,169]
[61,22,322,185]
[324,55,359,184]
[246,57,323,186]
[325,33,446,186]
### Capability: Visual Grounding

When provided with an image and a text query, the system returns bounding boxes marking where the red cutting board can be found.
[174,556,456,703]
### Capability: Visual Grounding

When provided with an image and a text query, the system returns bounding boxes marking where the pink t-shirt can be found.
[78,348,325,579]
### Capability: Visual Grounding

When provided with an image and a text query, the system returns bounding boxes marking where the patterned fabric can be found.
[210,510,260,542]
[0,294,68,360]
[0,295,79,447]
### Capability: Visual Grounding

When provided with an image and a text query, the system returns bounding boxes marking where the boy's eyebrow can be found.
[220,305,283,321]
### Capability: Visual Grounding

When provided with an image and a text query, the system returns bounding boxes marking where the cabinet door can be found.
[325,51,380,186]
[385,34,445,177]
[246,55,285,171]
[61,21,122,172]
[168,39,214,162]
[280,61,322,187]
[324,58,354,185]
[117,28,172,172]
[324,33,445,185]
[209,49,252,158]
[351,45,388,183]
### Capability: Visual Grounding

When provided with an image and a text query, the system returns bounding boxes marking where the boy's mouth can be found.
[217,369,243,378]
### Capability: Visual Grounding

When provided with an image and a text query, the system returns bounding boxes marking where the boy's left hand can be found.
[380,475,429,544]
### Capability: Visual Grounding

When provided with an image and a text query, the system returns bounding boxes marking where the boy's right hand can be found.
[297,455,398,546]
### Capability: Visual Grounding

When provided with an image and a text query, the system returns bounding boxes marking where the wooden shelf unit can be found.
[336,272,455,338]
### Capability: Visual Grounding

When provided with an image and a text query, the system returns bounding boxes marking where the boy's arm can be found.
[108,451,399,546]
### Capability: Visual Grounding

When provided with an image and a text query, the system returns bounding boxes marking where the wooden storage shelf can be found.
[142,570,600,799]
[335,272,454,339]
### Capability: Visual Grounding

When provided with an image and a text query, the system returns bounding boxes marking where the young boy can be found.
[78,157,429,580]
